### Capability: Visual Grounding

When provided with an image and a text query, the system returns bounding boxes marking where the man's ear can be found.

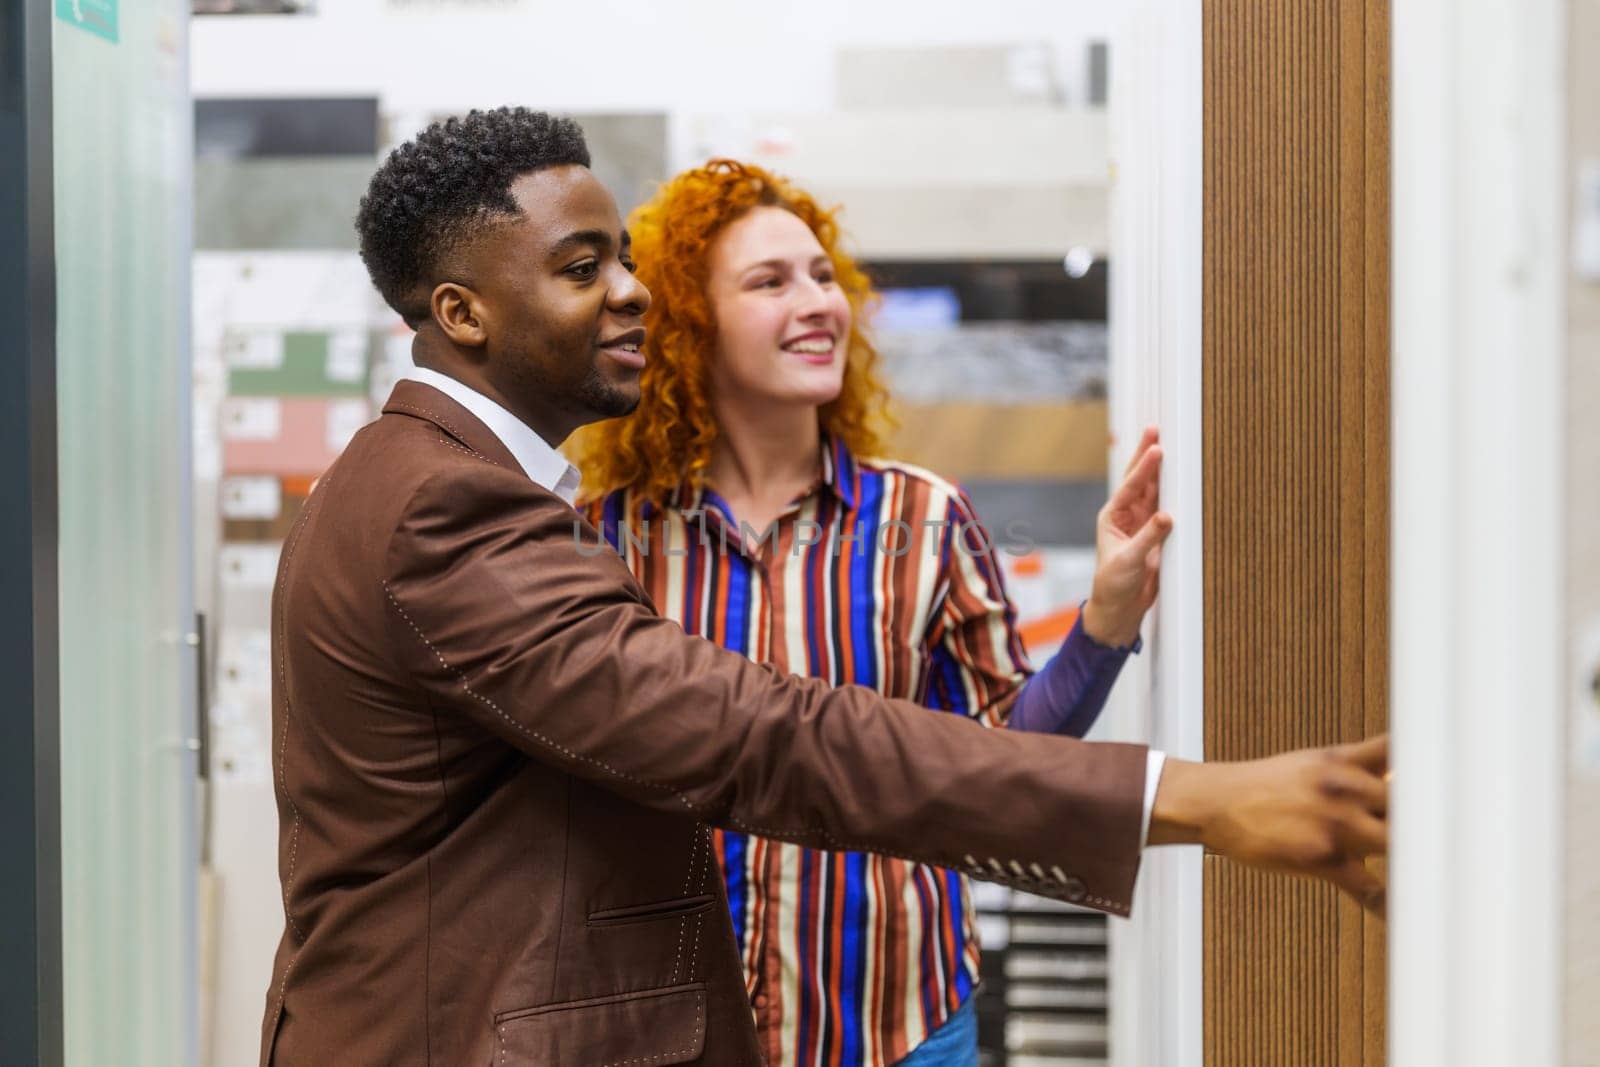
[430,283,489,347]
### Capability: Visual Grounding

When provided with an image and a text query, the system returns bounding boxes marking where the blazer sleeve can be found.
[382,463,1150,916]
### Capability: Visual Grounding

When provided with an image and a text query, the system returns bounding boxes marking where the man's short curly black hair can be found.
[356,107,591,324]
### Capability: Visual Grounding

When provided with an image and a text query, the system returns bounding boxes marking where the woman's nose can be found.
[793,275,833,315]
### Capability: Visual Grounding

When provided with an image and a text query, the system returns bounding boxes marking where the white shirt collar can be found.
[403,366,583,506]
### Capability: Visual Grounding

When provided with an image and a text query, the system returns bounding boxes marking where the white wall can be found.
[1390,0,1567,1063]
[193,0,1115,114]
[1566,4,1600,1059]
[1104,4,1204,1067]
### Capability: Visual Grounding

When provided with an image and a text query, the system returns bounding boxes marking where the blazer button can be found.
[1062,876,1088,903]
[753,993,769,1010]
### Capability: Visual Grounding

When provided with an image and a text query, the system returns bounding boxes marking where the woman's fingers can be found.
[1122,425,1160,479]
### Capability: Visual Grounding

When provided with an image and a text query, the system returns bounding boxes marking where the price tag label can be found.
[221,398,282,441]
[327,331,367,383]
[220,476,282,520]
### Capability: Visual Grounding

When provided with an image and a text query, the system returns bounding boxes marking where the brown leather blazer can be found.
[261,380,1148,1065]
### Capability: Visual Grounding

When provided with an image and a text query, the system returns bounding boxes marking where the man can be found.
[263,108,1388,1065]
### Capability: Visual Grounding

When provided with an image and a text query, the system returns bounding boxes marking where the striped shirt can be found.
[585,438,1095,1066]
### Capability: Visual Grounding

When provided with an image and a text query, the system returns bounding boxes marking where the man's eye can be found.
[568,261,599,279]
[622,259,638,274]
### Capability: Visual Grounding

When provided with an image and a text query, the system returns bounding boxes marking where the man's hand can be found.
[1082,426,1174,648]
[1148,735,1390,914]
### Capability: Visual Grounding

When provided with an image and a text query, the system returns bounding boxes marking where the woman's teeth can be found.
[784,339,833,354]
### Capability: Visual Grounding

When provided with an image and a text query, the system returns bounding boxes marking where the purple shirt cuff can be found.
[1006,609,1139,737]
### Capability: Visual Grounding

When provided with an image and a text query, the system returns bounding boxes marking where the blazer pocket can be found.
[494,981,706,1065]
[585,893,716,928]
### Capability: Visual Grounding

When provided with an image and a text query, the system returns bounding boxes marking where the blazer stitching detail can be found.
[725,817,1132,916]
[670,828,705,984]
[668,842,690,983]
[595,998,704,1067]
[686,827,710,980]
[687,910,705,985]
[271,954,300,1041]
[493,996,705,1067]
[274,711,307,941]
[267,471,328,1040]
[387,400,501,465]
[680,823,705,896]
[431,436,494,465]
[382,585,697,809]
[275,475,325,945]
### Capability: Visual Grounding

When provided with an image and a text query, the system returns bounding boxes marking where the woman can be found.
[570,160,1171,1067]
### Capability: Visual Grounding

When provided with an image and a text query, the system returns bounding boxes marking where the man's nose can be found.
[608,267,650,315]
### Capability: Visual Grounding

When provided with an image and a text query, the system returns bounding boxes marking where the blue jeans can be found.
[894,996,979,1067]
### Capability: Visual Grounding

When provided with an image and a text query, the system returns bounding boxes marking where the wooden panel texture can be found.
[887,401,1108,480]
[1201,1,1389,1064]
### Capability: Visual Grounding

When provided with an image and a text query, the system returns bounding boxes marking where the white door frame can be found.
[1106,3,1205,1065]
[1389,1,1568,1063]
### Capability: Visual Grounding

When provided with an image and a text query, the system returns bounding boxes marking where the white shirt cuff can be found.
[1141,749,1167,847]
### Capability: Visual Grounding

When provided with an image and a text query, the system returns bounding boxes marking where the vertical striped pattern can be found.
[1202,1,1390,1064]
[587,438,1030,1066]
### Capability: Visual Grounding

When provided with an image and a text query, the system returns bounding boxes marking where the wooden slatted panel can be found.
[1201,1,1389,1064]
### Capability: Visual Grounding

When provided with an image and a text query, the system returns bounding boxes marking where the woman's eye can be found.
[816,271,836,285]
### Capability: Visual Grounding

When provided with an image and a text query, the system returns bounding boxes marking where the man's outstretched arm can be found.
[387,463,1389,915]
[1149,736,1390,913]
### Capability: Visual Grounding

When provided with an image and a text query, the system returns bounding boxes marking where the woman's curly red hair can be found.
[568,159,892,504]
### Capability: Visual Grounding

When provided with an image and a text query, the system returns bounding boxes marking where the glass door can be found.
[53,2,197,1064]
